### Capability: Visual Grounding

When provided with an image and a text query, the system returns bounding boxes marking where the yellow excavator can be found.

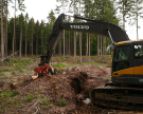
[92,40,143,110]
[34,14,143,110]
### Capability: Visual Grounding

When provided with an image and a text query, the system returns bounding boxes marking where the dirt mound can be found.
[16,75,76,114]
[66,65,110,74]
[14,66,109,114]
[18,75,74,100]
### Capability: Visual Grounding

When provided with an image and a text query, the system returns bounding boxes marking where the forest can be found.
[0,0,143,61]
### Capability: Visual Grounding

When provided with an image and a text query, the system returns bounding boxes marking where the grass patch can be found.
[39,95,52,108]
[23,94,36,102]
[53,63,69,69]
[8,58,33,71]
[0,90,21,113]
[55,98,68,107]
[0,57,35,76]
[0,90,19,98]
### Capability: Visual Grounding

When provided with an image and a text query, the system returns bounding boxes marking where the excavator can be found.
[34,14,143,110]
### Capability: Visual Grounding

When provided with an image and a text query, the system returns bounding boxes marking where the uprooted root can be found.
[70,72,107,105]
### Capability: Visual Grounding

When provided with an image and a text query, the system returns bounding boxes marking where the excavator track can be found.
[91,85,143,111]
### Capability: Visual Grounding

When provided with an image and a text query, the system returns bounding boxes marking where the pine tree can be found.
[48,10,56,25]
[24,13,29,56]
[0,0,5,61]
[83,0,118,56]
[28,18,35,55]
[0,0,9,61]
[18,13,24,57]
[131,0,143,40]
[117,0,135,29]
[12,0,25,56]
[56,0,69,14]
[34,21,40,55]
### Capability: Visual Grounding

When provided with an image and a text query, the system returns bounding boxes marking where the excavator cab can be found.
[112,41,143,86]
[112,44,130,72]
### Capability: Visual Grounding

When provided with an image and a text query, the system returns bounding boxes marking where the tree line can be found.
[1,12,56,57]
[1,0,143,61]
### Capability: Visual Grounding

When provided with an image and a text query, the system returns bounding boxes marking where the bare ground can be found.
[0,64,143,114]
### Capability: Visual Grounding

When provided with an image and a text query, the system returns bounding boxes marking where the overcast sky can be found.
[10,0,143,40]
[24,0,57,22]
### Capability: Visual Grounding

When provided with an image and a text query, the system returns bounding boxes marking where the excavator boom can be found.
[46,13,129,63]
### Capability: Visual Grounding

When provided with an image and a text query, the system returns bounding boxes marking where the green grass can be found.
[0,56,111,77]
[0,90,19,98]
[0,57,35,77]
[39,95,53,109]
[8,58,33,71]
[53,63,67,69]
[23,94,36,102]
[55,98,68,107]
[0,90,21,113]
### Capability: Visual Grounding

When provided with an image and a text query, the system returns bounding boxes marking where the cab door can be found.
[112,45,131,75]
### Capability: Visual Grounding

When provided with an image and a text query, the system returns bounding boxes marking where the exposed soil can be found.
[0,65,143,114]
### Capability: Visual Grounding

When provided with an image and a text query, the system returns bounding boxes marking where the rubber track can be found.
[91,86,143,111]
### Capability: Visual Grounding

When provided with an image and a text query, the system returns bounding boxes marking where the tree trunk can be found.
[86,33,89,56]
[63,30,65,56]
[136,15,139,40]
[122,2,125,30]
[12,0,16,56]
[58,40,62,56]
[35,37,38,55]
[97,36,99,55]
[25,38,27,56]
[19,27,23,57]
[74,32,77,57]
[101,36,103,55]
[103,37,106,55]
[79,32,82,62]
[4,16,8,57]
[136,1,139,40]
[68,31,71,55]
[31,35,33,55]
[0,2,5,61]
[88,33,91,56]
[123,15,126,30]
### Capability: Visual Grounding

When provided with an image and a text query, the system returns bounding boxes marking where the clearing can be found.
[0,56,142,114]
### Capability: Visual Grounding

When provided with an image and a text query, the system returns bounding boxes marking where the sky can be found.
[24,0,57,22]
[10,0,143,40]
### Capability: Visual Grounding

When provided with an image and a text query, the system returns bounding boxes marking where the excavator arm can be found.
[46,13,129,64]
[34,13,129,77]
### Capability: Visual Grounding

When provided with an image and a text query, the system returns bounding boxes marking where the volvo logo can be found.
[70,25,89,30]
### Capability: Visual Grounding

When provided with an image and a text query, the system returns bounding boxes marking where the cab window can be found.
[134,44,143,58]
[112,46,130,72]
[114,46,129,61]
